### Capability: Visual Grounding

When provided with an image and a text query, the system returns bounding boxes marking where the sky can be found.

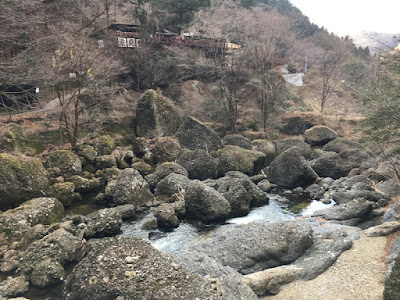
[289,0,399,36]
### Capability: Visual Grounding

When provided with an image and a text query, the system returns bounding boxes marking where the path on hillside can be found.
[262,232,387,300]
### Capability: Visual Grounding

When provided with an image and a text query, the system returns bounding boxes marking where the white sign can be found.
[118,38,127,48]
[127,38,136,48]
[98,40,104,48]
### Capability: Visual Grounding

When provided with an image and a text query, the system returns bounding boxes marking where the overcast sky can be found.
[289,0,399,36]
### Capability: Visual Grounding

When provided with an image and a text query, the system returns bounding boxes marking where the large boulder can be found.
[0,276,29,298]
[84,208,123,239]
[145,162,188,191]
[304,125,338,146]
[186,221,313,275]
[310,151,353,179]
[18,228,89,280]
[176,149,218,180]
[185,180,231,223]
[105,168,153,207]
[222,134,252,150]
[0,154,50,210]
[63,238,221,300]
[208,175,269,217]
[47,182,76,207]
[384,249,400,299]
[136,89,181,139]
[152,137,181,164]
[154,173,192,197]
[266,147,318,189]
[274,138,311,158]
[30,258,65,288]
[217,145,266,177]
[0,197,64,240]
[175,116,222,151]
[312,198,373,225]
[67,175,101,194]
[94,135,115,156]
[45,150,82,176]
[251,140,277,165]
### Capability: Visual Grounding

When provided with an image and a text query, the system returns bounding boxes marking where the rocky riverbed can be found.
[1,90,400,300]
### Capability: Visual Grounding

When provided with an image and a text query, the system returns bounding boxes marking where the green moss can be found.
[95,135,115,155]
[48,182,75,207]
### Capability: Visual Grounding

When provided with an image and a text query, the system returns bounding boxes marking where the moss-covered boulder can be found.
[66,175,101,194]
[76,144,97,162]
[274,138,311,158]
[94,135,115,156]
[0,154,50,210]
[47,182,76,207]
[30,258,65,288]
[95,155,117,170]
[217,145,266,177]
[176,149,218,180]
[132,161,154,177]
[136,89,181,139]
[175,116,222,151]
[0,197,64,240]
[45,150,82,177]
[304,125,338,146]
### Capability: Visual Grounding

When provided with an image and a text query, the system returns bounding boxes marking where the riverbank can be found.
[262,232,393,300]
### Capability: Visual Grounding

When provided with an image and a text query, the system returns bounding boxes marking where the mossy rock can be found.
[0,153,50,210]
[0,197,64,240]
[136,89,181,139]
[48,182,75,207]
[94,135,115,156]
[0,124,46,155]
[152,137,181,165]
[384,252,400,299]
[77,144,97,162]
[304,125,338,146]
[132,161,154,177]
[217,145,266,177]
[66,175,101,194]
[45,150,82,177]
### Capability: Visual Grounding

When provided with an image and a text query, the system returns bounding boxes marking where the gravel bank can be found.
[262,232,387,300]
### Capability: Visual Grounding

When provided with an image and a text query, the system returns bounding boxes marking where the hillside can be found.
[352,31,400,55]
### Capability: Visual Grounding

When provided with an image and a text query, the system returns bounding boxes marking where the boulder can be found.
[322,138,371,168]
[0,276,29,298]
[217,145,266,177]
[95,155,117,170]
[243,265,303,295]
[209,176,269,216]
[18,228,89,280]
[175,116,222,151]
[145,162,188,191]
[131,161,154,177]
[63,238,221,300]
[310,151,353,179]
[176,149,218,180]
[222,134,252,150]
[67,175,101,194]
[45,150,82,176]
[154,203,180,230]
[251,140,277,165]
[266,147,318,189]
[105,168,153,207]
[77,144,97,162]
[94,135,115,155]
[312,198,373,224]
[154,173,191,197]
[47,182,75,207]
[304,125,338,146]
[185,221,313,275]
[84,208,123,239]
[279,115,318,135]
[175,251,258,300]
[30,258,65,288]
[152,137,181,164]
[365,221,400,237]
[384,248,400,299]
[0,197,64,240]
[185,180,231,223]
[376,179,400,198]
[0,153,50,210]
[136,89,181,139]
[274,138,311,158]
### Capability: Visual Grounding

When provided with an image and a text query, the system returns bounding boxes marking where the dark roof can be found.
[108,24,140,32]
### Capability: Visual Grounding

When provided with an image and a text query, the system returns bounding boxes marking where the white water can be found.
[119,194,337,254]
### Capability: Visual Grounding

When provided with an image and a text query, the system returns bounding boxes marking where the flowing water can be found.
[119,194,336,254]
